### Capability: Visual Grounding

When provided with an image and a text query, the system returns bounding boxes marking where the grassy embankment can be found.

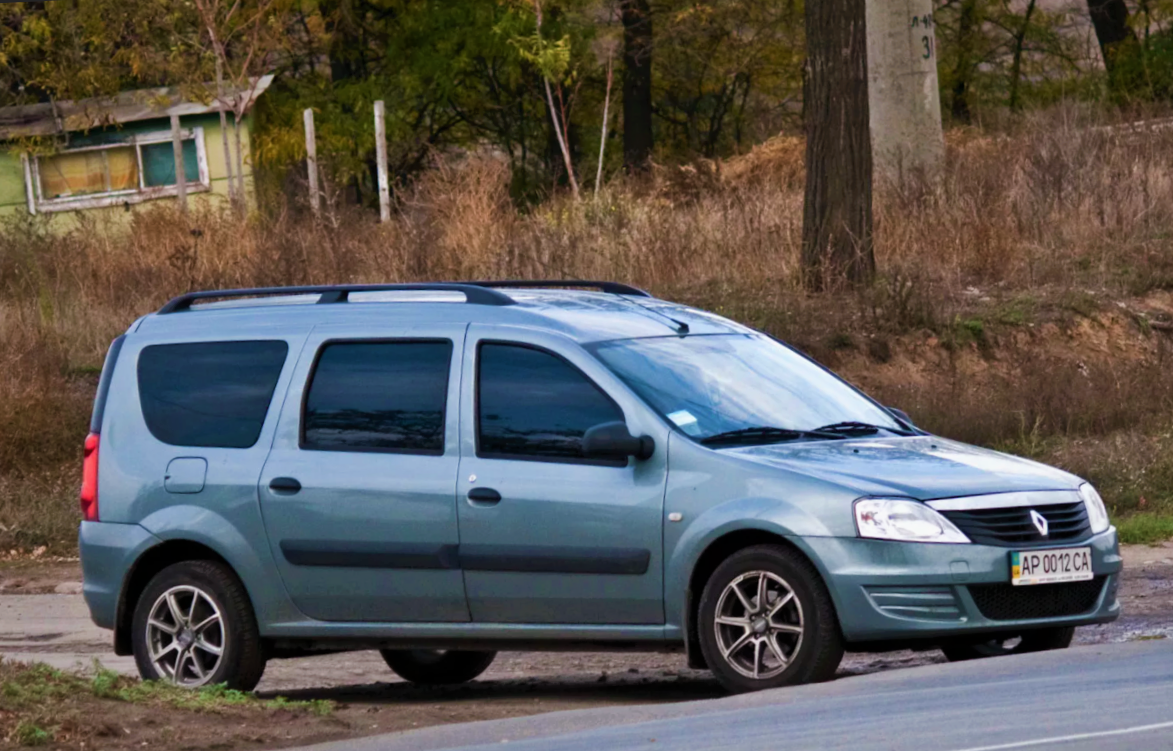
[3,106,1173,552]
[0,658,334,747]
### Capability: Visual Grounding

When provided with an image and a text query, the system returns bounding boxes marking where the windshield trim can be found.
[586,332,919,447]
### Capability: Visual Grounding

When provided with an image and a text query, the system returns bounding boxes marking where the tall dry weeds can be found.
[4,107,1173,548]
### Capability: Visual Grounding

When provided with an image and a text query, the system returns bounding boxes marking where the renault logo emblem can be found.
[1030,509,1049,537]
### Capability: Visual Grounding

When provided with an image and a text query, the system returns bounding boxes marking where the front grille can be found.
[968,577,1105,621]
[940,502,1091,547]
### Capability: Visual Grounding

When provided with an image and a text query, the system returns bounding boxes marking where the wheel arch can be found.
[682,529,838,669]
[114,539,240,656]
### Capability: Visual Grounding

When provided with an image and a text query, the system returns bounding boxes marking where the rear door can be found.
[258,324,468,623]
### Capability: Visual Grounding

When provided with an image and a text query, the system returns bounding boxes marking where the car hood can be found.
[725,436,1079,500]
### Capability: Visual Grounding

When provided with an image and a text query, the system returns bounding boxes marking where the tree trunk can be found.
[802,0,873,289]
[596,51,614,198]
[1087,0,1139,87]
[621,0,653,171]
[232,111,247,215]
[212,53,240,212]
[951,0,980,123]
[1008,0,1037,111]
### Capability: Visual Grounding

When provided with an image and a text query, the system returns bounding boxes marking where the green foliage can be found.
[1117,513,1173,545]
[12,721,53,747]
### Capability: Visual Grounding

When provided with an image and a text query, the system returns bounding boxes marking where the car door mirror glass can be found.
[583,421,655,461]
[886,406,914,428]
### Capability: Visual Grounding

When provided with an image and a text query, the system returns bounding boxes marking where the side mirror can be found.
[886,406,914,427]
[583,421,655,461]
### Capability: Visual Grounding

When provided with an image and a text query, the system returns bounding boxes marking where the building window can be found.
[25,127,209,214]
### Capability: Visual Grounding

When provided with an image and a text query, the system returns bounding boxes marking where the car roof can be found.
[131,284,752,344]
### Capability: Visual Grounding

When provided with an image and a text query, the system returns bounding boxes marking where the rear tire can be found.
[941,626,1075,662]
[697,544,843,694]
[131,560,266,691]
[380,649,497,685]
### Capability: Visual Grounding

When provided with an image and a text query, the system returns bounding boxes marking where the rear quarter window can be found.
[137,341,289,448]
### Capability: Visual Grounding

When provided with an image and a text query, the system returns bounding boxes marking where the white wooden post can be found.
[374,100,391,223]
[303,108,320,217]
[170,113,188,215]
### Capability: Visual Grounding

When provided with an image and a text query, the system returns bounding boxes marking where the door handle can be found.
[269,477,302,494]
[467,487,501,505]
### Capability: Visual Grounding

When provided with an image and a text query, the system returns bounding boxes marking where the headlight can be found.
[1079,483,1110,534]
[854,498,971,544]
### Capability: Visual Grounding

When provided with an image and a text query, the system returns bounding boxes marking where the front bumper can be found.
[806,527,1122,643]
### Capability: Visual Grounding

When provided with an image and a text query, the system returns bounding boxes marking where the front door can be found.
[258,324,468,622]
[456,325,669,625]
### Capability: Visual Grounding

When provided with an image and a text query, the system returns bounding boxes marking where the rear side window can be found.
[477,343,624,462]
[138,341,288,448]
[302,341,452,454]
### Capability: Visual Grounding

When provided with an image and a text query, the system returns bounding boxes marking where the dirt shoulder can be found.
[1,548,1170,750]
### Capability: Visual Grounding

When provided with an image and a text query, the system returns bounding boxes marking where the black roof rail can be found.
[157,283,517,314]
[467,280,652,297]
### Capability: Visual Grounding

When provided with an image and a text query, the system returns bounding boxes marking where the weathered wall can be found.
[0,112,255,230]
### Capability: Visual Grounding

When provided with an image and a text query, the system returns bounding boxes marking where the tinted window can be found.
[477,343,624,461]
[303,341,452,453]
[138,341,288,448]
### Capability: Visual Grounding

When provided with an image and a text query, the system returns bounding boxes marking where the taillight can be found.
[80,432,99,522]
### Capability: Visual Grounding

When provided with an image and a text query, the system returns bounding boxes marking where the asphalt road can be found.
[294,640,1173,751]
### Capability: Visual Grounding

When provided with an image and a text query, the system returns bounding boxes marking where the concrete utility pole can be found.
[866,0,945,182]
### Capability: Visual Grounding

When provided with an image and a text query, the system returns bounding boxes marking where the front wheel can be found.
[941,626,1075,662]
[131,560,266,690]
[697,544,843,694]
[379,649,497,685]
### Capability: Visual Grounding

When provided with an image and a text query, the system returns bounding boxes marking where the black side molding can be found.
[280,541,461,570]
[280,542,651,576]
[461,545,651,576]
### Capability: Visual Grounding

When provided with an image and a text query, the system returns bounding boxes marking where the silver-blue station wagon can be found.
[79,281,1121,694]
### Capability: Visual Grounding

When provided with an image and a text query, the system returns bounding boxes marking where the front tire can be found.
[380,649,497,685]
[941,626,1075,662]
[697,544,843,694]
[131,560,266,690]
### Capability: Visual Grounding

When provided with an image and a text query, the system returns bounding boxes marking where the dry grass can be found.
[4,106,1173,550]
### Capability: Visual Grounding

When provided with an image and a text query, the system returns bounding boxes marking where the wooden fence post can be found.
[303,108,320,217]
[374,100,391,223]
[170,113,188,215]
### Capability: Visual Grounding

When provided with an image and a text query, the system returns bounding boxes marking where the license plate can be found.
[1011,547,1093,586]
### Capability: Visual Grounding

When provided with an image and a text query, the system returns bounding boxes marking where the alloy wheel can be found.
[145,585,225,686]
[713,570,804,680]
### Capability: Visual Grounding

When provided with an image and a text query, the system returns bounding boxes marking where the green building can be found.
[0,76,273,229]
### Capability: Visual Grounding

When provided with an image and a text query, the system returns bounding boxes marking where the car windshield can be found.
[590,334,904,445]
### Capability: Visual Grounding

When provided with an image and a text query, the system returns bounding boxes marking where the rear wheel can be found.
[131,560,266,691]
[941,626,1075,662]
[379,649,497,685]
[697,545,843,694]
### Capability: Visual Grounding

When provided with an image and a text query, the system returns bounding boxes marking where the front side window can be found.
[138,340,288,448]
[591,334,904,446]
[302,341,452,454]
[29,128,209,213]
[477,343,624,462]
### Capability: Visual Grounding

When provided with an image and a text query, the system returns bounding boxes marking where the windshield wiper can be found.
[813,421,912,436]
[700,426,844,447]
